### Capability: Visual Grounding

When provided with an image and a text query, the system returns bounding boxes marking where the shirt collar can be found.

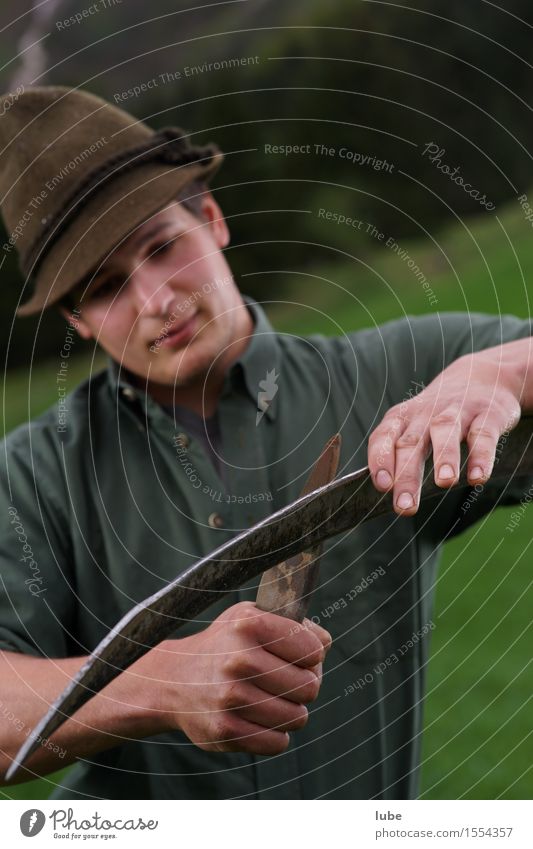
[105,295,281,422]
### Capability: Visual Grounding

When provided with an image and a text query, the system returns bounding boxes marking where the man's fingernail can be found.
[396,492,414,510]
[376,470,392,488]
[470,466,485,480]
[438,463,455,480]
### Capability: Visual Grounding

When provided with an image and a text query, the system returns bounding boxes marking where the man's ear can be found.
[58,305,93,340]
[199,192,230,248]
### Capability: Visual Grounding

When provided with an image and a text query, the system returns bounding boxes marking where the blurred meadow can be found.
[0,0,532,799]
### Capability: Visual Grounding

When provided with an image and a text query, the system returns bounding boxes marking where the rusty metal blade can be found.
[255,434,341,621]
[6,415,533,781]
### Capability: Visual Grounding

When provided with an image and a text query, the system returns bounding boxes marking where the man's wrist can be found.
[498,338,533,413]
[109,643,177,738]
[119,638,191,737]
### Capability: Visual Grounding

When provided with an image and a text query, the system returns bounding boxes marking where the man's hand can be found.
[368,341,530,515]
[143,601,332,756]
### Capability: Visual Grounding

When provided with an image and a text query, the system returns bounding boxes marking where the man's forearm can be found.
[0,649,163,785]
[0,605,333,780]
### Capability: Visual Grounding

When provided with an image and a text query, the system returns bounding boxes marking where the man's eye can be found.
[91,276,123,299]
[150,237,178,258]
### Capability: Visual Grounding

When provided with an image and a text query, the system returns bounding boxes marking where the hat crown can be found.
[0,85,223,315]
[0,86,152,256]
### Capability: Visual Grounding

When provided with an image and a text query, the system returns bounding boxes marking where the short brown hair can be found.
[175,177,209,219]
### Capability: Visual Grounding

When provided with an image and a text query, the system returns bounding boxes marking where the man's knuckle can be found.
[291,706,309,729]
[211,716,229,743]
[387,416,405,433]
[395,474,421,489]
[232,615,251,638]
[302,673,321,702]
[221,655,239,678]
[431,411,460,428]
[197,740,217,752]
[472,446,494,463]
[368,429,386,447]
[308,683,321,703]
[220,682,245,710]
[270,733,290,754]
[469,425,498,441]
[214,714,239,742]
[238,654,260,680]
[301,644,323,668]
[384,404,402,419]
[397,431,424,448]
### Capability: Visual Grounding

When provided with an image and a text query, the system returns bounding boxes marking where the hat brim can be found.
[16,152,223,317]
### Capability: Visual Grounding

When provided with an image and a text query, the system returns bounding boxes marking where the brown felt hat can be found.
[0,85,224,316]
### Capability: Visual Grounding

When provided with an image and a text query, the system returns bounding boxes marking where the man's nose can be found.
[129,266,176,316]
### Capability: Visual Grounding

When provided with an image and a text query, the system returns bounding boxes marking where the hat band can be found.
[22,127,218,279]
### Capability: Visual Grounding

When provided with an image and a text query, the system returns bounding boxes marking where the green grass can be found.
[266,194,533,333]
[2,350,107,437]
[2,193,532,799]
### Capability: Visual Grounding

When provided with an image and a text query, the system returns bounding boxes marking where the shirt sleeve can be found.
[342,310,533,412]
[338,311,533,541]
[0,425,76,658]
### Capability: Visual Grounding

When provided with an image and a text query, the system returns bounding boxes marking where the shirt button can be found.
[121,387,136,400]
[208,512,224,529]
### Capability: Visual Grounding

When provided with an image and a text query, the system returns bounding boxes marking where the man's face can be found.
[63,193,247,391]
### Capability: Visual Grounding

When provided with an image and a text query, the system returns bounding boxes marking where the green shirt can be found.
[1,297,531,800]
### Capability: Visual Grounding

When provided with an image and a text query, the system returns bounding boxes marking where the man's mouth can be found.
[150,311,198,350]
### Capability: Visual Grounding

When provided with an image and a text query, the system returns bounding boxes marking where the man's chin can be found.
[149,346,219,389]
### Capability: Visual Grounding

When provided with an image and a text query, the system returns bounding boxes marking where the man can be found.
[0,86,531,800]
